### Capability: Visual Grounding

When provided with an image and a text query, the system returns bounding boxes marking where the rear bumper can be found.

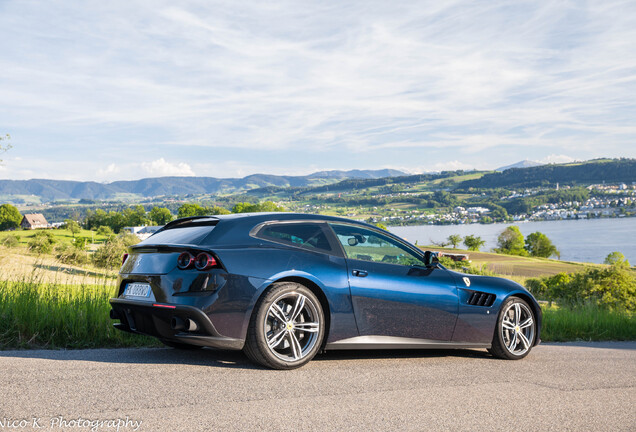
[109,298,244,350]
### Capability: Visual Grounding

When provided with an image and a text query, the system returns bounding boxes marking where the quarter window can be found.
[329,224,425,266]
[256,223,335,253]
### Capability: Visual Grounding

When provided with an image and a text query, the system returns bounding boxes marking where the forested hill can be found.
[460,159,636,189]
[0,169,407,202]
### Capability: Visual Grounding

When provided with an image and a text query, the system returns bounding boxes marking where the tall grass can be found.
[0,278,159,349]
[541,304,635,342]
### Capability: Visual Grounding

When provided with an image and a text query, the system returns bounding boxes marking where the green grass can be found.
[0,228,109,248]
[541,304,635,342]
[0,278,159,349]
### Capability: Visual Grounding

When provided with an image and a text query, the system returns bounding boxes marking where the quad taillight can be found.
[177,251,218,271]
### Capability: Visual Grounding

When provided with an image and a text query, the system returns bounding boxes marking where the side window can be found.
[329,224,425,267]
[256,223,335,254]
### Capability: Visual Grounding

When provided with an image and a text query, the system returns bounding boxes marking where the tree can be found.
[0,133,11,163]
[0,203,22,231]
[149,207,173,225]
[208,206,231,215]
[495,226,527,256]
[463,234,486,251]
[447,234,462,249]
[96,225,114,237]
[525,232,559,258]
[64,219,81,237]
[178,203,207,218]
[123,205,149,227]
[375,222,388,231]
[604,251,630,267]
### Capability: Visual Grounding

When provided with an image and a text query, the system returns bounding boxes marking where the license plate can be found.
[124,283,151,298]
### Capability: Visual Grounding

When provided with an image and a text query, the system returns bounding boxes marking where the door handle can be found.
[352,269,368,277]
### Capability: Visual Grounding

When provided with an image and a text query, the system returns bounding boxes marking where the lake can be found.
[389,217,636,264]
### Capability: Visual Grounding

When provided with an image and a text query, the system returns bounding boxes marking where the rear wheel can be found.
[490,297,536,360]
[244,282,325,370]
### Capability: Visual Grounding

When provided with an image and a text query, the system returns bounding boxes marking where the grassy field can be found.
[541,304,635,341]
[0,228,110,248]
[427,246,600,281]
[0,245,633,349]
[0,278,159,349]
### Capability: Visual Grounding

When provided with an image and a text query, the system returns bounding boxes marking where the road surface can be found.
[0,342,634,431]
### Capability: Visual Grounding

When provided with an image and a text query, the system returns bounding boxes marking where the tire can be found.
[244,282,325,370]
[160,339,203,350]
[490,297,536,360]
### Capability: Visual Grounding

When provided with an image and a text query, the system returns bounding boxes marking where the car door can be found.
[328,223,459,341]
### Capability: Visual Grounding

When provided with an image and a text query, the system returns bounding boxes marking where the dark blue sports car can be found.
[110,213,541,369]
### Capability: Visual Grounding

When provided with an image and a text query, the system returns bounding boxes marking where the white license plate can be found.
[124,283,151,298]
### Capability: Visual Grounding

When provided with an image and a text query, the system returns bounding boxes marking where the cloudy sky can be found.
[1,0,635,181]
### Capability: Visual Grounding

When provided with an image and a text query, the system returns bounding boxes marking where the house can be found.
[20,213,49,230]
[123,226,162,240]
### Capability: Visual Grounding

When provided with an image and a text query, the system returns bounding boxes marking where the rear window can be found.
[139,225,215,246]
[255,223,335,254]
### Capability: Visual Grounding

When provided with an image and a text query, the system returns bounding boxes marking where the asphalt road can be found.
[0,342,634,432]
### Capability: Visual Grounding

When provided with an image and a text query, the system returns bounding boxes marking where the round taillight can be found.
[195,252,217,271]
[177,252,195,269]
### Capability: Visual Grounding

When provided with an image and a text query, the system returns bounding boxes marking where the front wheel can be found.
[490,297,536,360]
[244,282,325,369]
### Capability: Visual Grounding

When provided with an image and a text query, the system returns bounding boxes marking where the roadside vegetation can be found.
[0,278,159,349]
[0,200,633,349]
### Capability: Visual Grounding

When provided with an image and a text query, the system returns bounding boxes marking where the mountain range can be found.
[0,169,408,203]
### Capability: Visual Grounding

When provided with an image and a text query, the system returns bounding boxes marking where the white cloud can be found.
[0,1,634,180]
[140,158,195,177]
[97,163,120,178]
[539,154,577,164]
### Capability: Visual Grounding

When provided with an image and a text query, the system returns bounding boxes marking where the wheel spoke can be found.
[290,294,306,322]
[507,332,517,351]
[518,331,531,350]
[294,322,319,333]
[502,319,515,330]
[269,303,288,324]
[267,328,287,348]
[288,332,302,360]
[514,303,521,326]
[519,317,534,329]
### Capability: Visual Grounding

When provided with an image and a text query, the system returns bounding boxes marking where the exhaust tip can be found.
[171,317,198,332]
[109,309,119,320]
[171,316,185,331]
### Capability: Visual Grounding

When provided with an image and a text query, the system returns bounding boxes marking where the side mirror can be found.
[348,237,359,246]
[423,251,439,267]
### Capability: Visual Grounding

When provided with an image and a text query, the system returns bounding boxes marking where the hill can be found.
[462,158,636,189]
[0,169,408,203]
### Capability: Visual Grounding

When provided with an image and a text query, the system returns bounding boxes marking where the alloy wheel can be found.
[263,292,321,362]
[500,301,535,356]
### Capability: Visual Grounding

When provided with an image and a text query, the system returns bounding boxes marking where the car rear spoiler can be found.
[153,216,220,235]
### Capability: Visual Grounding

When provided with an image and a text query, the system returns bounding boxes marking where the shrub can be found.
[96,225,114,237]
[2,234,19,248]
[93,233,139,269]
[27,231,55,254]
[525,263,636,311]
[55,243,88,265]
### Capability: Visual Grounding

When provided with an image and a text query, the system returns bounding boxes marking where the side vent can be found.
[467,291,495,307]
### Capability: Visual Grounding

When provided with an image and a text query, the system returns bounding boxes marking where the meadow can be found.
[0,234,633,349]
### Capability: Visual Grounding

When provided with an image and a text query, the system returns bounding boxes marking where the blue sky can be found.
[1,0,635,181]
